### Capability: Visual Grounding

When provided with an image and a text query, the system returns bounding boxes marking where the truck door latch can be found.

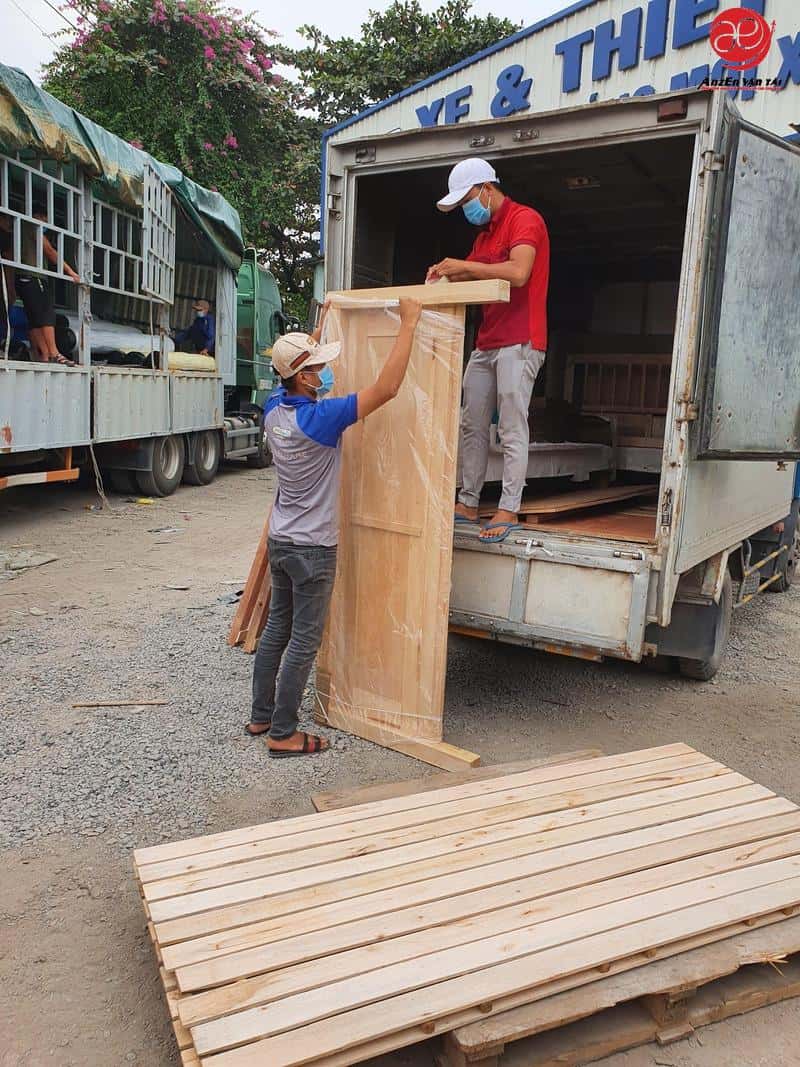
[676,399,699,423]
[660,489,673,528]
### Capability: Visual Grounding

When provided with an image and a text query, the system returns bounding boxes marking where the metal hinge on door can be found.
[701,150,725,173]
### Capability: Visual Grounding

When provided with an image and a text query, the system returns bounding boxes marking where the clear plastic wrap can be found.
[313,292,467,748]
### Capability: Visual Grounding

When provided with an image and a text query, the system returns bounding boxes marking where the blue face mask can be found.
[462,187,491,226]
[314,365,334,398]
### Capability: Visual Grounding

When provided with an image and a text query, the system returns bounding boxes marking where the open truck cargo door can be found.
[695,101,800,462]
[142,161,177,306]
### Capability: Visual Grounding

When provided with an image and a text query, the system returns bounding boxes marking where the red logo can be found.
[709,9,776,71]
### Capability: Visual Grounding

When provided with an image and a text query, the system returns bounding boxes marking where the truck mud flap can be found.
[449,532,653,661]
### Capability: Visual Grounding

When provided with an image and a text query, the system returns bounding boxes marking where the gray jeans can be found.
[458,343,545,514]
[251,538,337,740]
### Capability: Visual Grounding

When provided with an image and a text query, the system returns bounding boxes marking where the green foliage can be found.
[289,0,519,128]
[43,0,319,315]
[42,0,519,315]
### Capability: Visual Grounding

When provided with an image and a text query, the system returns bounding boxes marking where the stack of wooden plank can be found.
[134,744,800,1066]
[477,485,657,524]
[227,515,270,653]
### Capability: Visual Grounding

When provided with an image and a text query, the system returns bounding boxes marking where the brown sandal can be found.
[268,732,329,759]
[245,722,271,737]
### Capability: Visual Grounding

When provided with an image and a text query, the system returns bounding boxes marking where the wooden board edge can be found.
[328,280,510,309]
[451,913,800,1055]
[322,709,481,770]
[310,750,605,813]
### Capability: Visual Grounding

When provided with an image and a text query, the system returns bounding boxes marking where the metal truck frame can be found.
[322,90,800,678]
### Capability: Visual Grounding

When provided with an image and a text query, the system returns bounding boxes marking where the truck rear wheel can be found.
[136,435,185,498]
[247,419,272,469]
[183,430,221,486]
[678,572,732,681]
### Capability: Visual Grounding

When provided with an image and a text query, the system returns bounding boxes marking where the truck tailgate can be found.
[450,530,654,661]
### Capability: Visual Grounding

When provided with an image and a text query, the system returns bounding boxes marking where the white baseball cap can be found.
[270,332,341,379]
[437,157,498,212]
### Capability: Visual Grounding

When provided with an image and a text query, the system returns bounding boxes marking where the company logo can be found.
[709,9,776,72]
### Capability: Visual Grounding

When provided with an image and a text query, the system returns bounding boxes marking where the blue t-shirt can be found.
[264,388,358,546]
[175,313,215,355]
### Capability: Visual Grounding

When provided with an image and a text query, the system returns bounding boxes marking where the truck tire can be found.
[769,527,798,593]
[183,429,221,486]
[136,435,185,498]
[247,418,272,469]
[678,572,732,681]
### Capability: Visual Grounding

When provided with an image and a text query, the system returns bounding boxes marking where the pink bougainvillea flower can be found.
[101,22,112,32]
[271,73,283,85]
[223,134,238,149]
[97,0,111,11]
[129,139,144,149]
[202,141,214,150]
[203,45,216,59]
[256,54,273,70]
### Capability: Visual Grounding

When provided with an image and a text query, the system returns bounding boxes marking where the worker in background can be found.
[247,297,423,757]
[174,297,215,355]
[13,209,80,366]
[427,158,550,544]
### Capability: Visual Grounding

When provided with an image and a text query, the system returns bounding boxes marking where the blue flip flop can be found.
[479,522,521,544]
[454,513,477,525]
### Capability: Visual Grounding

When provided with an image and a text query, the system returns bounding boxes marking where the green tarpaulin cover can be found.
[0,64,244,270]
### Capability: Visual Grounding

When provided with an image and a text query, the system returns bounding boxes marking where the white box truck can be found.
[322,90,800,678]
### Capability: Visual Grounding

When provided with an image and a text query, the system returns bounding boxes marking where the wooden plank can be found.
[310,750,604,813]
[241,568,271,654]
[147,771,758,923]
[477,485,657,520]
[155,798,797,949]
[177,831,800,1026]
[196,870,800,1062]
[451,914,800,1055]
[327,280,510,309]
[148,764,729,894]
[227,514,270,647]
[163,809,800,975]
[134,745,693,867]
[140,755,723,888]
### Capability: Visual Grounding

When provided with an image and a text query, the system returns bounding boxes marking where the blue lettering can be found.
[634,83,657,94]
[444,85,472,124]
[555,29,594,93]
[592,9,644,81]
[491,64,533,118]
[776,33,800,90]
[672,0,718,50]
[643,0,670,60]
[415,99,444,127]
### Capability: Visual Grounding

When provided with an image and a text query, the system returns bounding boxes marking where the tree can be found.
[289,0,520,128]
[43,0,320,316]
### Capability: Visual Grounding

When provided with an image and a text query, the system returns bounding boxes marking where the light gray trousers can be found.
[458,343,546,514]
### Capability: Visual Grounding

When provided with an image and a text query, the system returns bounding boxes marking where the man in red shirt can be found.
[428,158,550,543]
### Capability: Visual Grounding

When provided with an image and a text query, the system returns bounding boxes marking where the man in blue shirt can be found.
[248,297,422,757]
[175,297,215,355]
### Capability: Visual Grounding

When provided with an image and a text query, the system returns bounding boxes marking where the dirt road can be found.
[2,469,799,1066]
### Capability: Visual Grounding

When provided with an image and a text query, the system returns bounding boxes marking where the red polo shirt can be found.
[466,197,549,352]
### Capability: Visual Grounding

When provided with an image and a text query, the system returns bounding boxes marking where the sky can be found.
[2,0,563,81]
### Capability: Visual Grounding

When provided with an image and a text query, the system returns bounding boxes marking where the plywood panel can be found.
[316,282,507,764]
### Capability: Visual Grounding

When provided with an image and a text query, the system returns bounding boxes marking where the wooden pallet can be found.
[440,919,800,1067]
[133,744,800,1066]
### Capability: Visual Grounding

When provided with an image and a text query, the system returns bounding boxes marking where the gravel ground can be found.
[2,470,800,1066]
